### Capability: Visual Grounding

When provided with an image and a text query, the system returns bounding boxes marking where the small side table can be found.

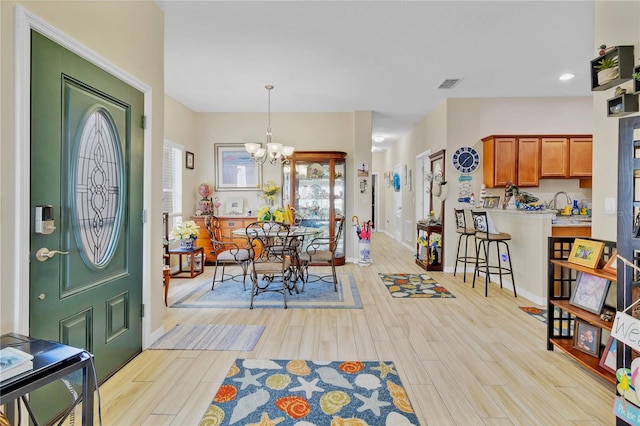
[167,246,205,279]
[0,333,94,425]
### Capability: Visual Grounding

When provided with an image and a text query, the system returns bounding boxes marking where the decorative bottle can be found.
[571,199,580,216]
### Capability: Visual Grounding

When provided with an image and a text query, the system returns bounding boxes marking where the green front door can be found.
[29,30,144,421]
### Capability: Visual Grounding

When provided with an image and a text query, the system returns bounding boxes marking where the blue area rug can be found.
[171,273,362,309]
[199,359,419,425]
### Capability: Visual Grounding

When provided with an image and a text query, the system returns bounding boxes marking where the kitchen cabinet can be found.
[517,138,540,187]
[540,137,569,177]
[569,137,593,177]
[547,237,617,385]
[483,134,593,187]
[191,215,256,264]
[482,136,517,188]
[283,151,346,266]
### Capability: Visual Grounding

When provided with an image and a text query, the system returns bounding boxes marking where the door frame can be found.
[13,6,153,346]
[415,149,431,221]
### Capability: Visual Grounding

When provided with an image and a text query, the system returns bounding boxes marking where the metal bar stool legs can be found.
[453,231,477,282]
[472,239,517,297]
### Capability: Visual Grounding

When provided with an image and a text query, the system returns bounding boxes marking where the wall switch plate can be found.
[604,197,617,215]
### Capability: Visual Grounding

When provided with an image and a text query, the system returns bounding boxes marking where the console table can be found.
[0,333,94,425]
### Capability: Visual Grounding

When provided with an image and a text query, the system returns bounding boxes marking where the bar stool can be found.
[453,209,477,282]
[471,210,517,297]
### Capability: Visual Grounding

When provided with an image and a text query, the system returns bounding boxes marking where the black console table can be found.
[0,333,94,425]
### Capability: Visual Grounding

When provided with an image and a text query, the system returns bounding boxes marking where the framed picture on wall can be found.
[185,151,194,169]
[214,143,262,191]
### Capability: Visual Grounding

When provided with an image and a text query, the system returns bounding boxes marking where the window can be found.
[163,140,183,231]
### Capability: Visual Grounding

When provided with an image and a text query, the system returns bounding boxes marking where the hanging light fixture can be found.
[245,85,294,165]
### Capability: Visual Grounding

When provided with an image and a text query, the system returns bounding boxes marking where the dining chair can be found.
[205,216,252,291]
[298,216,345,291]
[245,221,297,308]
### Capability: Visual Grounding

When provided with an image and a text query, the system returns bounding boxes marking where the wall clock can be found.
[452,146,480,174]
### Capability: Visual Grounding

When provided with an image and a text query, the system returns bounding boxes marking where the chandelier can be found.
[245,85,294,165]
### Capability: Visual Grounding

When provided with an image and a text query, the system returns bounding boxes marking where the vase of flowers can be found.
[417,235,429,261]
[257,205,286,223]
[261,180,280,205]
[428,233,442,265]
[171,220,200,249]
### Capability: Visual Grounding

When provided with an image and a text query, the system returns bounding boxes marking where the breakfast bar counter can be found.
[474,209,591,305]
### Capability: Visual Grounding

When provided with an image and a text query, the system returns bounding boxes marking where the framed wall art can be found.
[569,271,611,314]
[185,151,194,170]
[568,238,604,269]
[214,143,262,191]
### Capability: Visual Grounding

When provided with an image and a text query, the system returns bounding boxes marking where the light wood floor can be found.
[96,232,614,425]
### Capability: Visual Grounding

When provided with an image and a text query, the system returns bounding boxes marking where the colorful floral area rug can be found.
[378,273,455,298]
[199,359,420,425]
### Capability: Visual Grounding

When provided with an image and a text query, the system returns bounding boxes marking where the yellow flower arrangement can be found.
[261,180,280,202]
[257,206,286,222]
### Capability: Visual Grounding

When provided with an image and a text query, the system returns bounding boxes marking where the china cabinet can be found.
[283,151,347,265]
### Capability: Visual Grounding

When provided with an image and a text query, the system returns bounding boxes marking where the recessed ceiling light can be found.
[559,73,575,81]
[373,136,385,143]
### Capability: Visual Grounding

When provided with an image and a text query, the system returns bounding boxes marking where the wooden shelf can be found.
[547,238,617,388]
[549,338,615,385]
[549,259,616,282]
[590,45,635,91]
[607,93,639,117]
[550,299,613,330]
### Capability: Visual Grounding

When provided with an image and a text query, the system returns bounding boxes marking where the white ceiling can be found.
[160,1,595,151]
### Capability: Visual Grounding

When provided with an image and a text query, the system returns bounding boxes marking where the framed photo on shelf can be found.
[572,320,601,357]
[483,196,500,209]
[599,336,616,374]
[214,143,262,191]
[569,271,611,314]
[185,151,194,169]
[567,238,605,269]
[603,250,618,275]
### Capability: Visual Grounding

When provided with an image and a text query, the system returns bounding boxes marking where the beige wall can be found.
[591,1,640,240]
[191,111,369,259]
[1,2,165,337]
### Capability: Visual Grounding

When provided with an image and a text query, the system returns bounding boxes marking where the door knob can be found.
[35,247,69,262]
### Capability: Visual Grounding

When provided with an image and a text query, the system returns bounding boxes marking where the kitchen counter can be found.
[466,208,590,305]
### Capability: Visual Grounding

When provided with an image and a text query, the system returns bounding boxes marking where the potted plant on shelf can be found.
[595,56,619,86]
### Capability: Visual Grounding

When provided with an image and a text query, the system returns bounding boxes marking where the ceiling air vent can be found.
[438,79,462,89]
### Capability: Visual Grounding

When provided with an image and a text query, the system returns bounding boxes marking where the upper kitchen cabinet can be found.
[569,137,593,177]
[482,136,538,187]
[540,137,569,177]
[482,136,517,188]
[517,138,540,187]
[482,134,592,188]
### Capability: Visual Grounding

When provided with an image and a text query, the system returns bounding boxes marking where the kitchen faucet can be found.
[553,191,572,211]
